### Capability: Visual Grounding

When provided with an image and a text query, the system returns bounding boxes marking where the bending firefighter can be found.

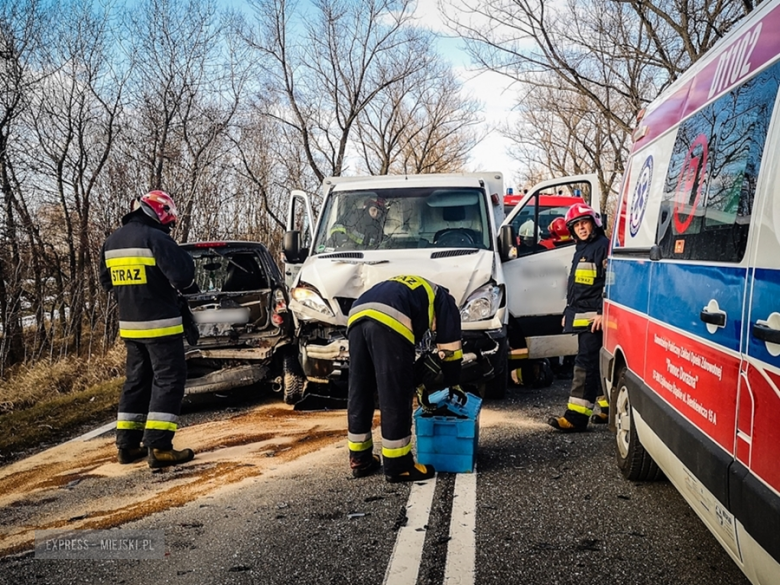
[548,203,610,432]
[99,191,199,468]
[347,275,462,482]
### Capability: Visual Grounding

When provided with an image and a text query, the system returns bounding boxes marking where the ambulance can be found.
[602,2,780,582]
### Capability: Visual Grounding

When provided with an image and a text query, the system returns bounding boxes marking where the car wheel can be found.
[485,337,508,399]
[282,348,306,405]
[613,366,663,481]
[531,358,554,388]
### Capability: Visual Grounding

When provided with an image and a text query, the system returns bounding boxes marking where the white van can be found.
[283,173,511,399]
[282,172,602,400]
[602,2,780,582]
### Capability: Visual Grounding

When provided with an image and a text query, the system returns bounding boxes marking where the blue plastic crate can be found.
[414,389,482,473]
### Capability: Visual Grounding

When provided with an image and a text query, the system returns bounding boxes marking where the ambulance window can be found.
[656,61,780,262]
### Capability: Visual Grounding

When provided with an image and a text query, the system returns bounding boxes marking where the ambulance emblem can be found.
[630,155,653,237]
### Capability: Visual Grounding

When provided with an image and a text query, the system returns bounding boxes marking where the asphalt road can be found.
[0,377,751,585]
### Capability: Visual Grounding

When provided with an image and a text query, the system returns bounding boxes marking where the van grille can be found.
[430,249,479,259]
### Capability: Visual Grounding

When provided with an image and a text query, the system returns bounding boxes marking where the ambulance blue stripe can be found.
[608,258,746,353]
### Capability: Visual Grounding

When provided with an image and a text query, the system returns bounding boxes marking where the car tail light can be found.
[272,289,287,327]
[273,289,287,313]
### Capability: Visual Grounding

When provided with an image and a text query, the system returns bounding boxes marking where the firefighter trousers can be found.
[565,328,603,426]
[347,320,416,476]
[116,336,187,450]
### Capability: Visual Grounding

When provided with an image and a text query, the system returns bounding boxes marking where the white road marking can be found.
[65,421,115,443]
[383,476,437,585]
[443,468,477,585]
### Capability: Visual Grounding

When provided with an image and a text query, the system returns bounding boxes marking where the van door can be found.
[737,148,780,568]
[283,190,316,288]
[501,174,601,358]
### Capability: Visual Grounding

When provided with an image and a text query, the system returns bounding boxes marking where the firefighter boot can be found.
[547,416,588,432]
[148,448,195,469]
[386,462,436,483]
[352,454,382,478]
[117,446,148,464]
[591,395,610,424]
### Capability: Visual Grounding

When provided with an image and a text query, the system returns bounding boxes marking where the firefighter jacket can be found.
[99,210,196,340]
[347,275,462,385]
[565,230,609,322]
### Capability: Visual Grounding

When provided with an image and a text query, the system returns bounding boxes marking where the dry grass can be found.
[0,344,126,464]
[0,380,122,462]
[0,344,125,414]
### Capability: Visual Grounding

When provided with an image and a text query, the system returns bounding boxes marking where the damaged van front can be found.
[283,173,509,401]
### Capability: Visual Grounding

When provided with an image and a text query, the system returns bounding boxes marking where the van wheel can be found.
[485,337,508,399]
[613,367,663,481]
[282,348,306,405]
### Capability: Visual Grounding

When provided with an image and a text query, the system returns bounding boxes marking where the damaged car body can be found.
[180,241,304,403]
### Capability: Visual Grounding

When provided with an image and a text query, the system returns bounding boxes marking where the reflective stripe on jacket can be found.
[566,233,609,315]
[347,275,461,345]
[99,212,195,339]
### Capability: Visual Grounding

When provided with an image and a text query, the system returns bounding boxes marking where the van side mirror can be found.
[499,225,517,261]
[283,230,309,264]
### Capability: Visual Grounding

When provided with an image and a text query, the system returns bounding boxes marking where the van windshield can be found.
[312,187,491,253]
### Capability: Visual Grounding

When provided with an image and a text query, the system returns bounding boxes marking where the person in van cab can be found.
[328,196,387,249]
[548,203,610,432]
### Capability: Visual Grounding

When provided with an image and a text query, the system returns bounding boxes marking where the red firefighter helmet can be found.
[549,217,572,242]
[136,190,178,225]
[565,203,601,231]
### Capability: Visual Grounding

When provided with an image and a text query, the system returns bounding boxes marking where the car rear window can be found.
[189,250,268,292]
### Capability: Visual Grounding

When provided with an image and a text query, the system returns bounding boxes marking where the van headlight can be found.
[460,284,503,322]
[291,286,334,318]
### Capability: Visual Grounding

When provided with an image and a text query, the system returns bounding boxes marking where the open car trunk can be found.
[180,242,293,395]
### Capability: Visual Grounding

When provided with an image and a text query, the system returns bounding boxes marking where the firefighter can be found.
[346,275,462,482]
[99,191,199,468]
[548,203,610,431]
[327,196,387,249]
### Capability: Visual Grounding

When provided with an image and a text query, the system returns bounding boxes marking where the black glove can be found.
[178,296,199,346]
[414,352,445,392]
[416,384,436,413]
[440,355,462,388]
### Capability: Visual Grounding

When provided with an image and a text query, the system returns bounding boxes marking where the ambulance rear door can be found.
[736,104,780,574]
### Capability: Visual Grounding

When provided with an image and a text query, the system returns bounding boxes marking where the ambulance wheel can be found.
[485,337,508,399]
[282,348,306,405]
[613,366,663,481]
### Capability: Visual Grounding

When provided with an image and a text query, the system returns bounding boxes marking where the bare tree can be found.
[0,0,53,370]
[121,0,242,241]
[355,61,483,174]
[509,79,630,212]
[441,0,757,200]
[25,0,127,357]
[242,0,438,183]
